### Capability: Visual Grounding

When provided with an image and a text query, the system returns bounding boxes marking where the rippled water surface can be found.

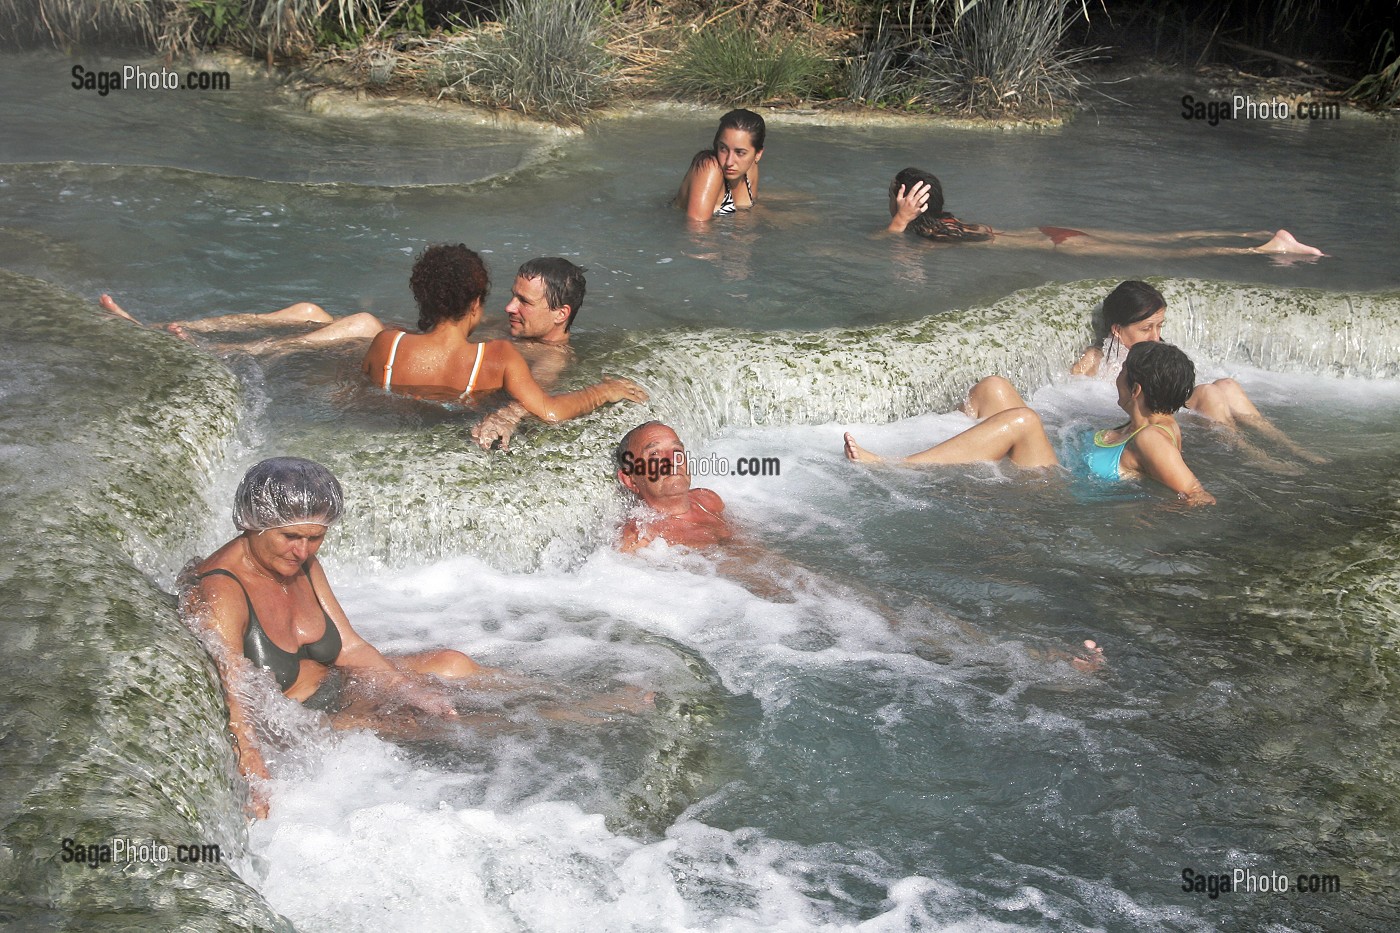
[2,50,1398,932]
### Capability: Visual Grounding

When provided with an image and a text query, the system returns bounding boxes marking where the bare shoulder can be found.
[487,338,525,363]
[363,328,397,368]
[692,488,726,513]
[1071,346,1104,376]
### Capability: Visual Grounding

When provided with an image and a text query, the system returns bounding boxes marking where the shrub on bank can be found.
[908,0,1095,115]
[656,22,829,105]
[435,0,613,123]
[1347,30,1400,109]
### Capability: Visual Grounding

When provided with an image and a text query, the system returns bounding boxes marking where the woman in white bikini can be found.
[358,244,646,420]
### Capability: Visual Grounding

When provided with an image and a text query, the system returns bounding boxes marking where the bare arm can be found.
[471,401,529,450]
[1128,428,1215,506]
[184,576,273,815]
[304,559,460,716]
[683,156,725,223]
[496,342,647,423]
[886,182,930,234]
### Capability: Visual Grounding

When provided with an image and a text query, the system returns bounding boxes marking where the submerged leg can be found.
[394,648,489,679]
[243,311,388,354]
[98,293,142,324]
[1188,379,1325,463]
[172,301,335,333]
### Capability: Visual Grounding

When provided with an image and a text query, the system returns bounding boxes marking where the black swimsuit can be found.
[197,567,343,692]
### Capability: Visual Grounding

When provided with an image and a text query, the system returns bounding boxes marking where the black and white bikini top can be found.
[714,174,754,216]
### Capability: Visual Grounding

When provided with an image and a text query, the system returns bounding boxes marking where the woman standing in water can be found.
[886,167,1324,257]
[675,108,765,223]
[845,342,1215,506]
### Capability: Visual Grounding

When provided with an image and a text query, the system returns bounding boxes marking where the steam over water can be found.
[2,51,1398,931]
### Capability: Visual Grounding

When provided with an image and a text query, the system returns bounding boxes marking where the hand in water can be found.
[471,409,519,450]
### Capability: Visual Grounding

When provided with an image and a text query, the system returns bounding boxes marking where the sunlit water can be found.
[2,50,1398,931]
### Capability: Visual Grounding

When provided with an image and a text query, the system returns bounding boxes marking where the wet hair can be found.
[615,420,666,473]
[889,167,993,243]
[517,257,587,332]
[889,167,945,214]
[233,457,344,532]
[1097,280,1166,343]
[1123,342,1195,414]
[714,108,766,152]
[409,244,490,332]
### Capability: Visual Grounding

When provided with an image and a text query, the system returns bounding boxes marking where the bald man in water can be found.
[614,421,734,552]
[611,420,1104,671]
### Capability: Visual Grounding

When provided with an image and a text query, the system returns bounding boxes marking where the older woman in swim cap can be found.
[675,108,765,223]
[184,457,485,815]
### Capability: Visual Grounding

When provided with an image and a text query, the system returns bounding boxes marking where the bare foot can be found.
[99,293,142,325]
[844,432,884,464]
[1254,230,1324,256]
[1071,639,1105,673]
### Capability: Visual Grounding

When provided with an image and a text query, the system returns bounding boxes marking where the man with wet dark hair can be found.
[472,257,590,449]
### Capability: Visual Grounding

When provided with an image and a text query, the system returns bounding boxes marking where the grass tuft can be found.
[0,0,162,48]
[657,23,829,105]
[1347,30,1400,109]
[909,0,1096,116]
[435,0,613,124]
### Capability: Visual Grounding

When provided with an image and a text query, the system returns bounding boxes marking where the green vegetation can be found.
[909,0,1096,115]
[2,0,1394,123]
[1348,31,1400,109]
[657,23,829,105]
[435,0,613,123]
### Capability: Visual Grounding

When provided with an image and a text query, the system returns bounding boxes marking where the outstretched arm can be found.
[496,342,647,423]
[303,559,461,717]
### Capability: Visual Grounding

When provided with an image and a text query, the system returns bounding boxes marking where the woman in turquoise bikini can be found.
[844,342,1215,506]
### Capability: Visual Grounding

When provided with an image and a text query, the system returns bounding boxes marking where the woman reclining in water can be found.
[185,457,651,817]
[1074,280,1321,464]
[844,341,1216,506]
[101,244,646,421]
[885,167,1323,258]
